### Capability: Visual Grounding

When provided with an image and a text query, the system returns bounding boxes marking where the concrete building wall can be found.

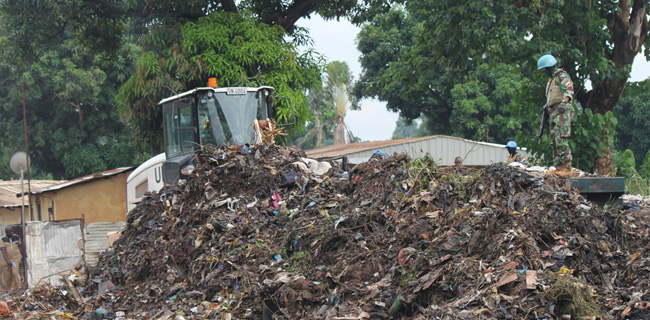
[0,207,23,226]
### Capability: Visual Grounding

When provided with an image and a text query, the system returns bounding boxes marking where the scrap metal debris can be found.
[8,145,650,319]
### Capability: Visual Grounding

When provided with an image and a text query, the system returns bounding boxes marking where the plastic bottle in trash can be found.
[388,295,404,316]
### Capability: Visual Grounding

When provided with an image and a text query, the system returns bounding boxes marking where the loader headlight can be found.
[180,164,195,176]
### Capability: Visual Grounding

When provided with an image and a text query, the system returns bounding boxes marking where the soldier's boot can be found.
[545,161,572,177]
[555,161,573,177]
[545,163,561,176]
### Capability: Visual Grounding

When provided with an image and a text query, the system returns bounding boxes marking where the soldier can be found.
[505,141,527,165]
[537,54,574,177]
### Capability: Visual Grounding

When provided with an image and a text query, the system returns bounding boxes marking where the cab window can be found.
[164,103,194,158]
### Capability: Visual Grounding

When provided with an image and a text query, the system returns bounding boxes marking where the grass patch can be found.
[625,174,650,197]
[439,171,481,200]
[407,154,439,193]
[547,274,602,319]
[286,251,309,273]
[399,268,419,287]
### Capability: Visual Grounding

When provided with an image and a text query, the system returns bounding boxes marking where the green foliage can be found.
[609,148,650,197]
[355,8,536,144]
[286,251,309,273]
[2,0,399,166]
[611,150,650,200]
[618,150,650,197]
[355,0,649,172]
[614,80,650,165]
[0,28,141,179]
[1,0,399,61]
[355,7,442,123]
[0,0,126,61]
[572,110,617,172]
[640,150,650,179]
[118,12,322,153]
[449,63,527,143]
[612,149,637,179]
[392,116,432,139]
[407,154,438,193]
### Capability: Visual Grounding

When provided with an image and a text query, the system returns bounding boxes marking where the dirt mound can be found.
[16,145,650,319]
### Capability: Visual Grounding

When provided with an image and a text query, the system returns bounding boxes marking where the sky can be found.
[297,16,650,142]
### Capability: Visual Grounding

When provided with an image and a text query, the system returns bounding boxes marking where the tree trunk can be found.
[333,117,346,145]
[295,114,338,149]
[261,0,315,31]
[595,145,613,175]
[53,92,84,134]
[315,114,323,148]
[294,127,317,149]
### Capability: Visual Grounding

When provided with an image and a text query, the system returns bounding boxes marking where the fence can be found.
[24,219,126,287]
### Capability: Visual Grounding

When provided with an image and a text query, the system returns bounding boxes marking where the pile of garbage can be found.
[14,144,650,319]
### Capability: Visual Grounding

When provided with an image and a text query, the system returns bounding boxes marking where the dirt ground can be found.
[8,145,650,319]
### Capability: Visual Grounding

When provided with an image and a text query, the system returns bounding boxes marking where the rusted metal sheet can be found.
[84,222,125,266]
[25,220,83,287]
[570,177,625,195]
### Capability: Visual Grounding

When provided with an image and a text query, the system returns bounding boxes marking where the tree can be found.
[391,117,420,140]
[116,12,322,153]
[0,1,400,58]
[2,1,401,155]
[355,1,650,173]
[0,15,141,179]
[293,61,359,149]
[449,63,528,143]
[614,79,650,165]
[356,8,530,144]
[332,83,352,145]
[354,8,447,129]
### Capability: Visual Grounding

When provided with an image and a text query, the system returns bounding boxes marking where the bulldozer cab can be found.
[160,86,275,185]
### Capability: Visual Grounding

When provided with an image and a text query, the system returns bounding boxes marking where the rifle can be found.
[538,104,549,144]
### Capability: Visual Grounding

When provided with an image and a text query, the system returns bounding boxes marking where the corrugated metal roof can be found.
[304,135,530,166]
[305,135,510,158]
[0,180,63,208]
[30,167,134,195]
[305,136,435,159]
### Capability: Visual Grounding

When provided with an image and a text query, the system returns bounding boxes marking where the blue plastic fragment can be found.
[372,150,388,158]
[519,266,529,274]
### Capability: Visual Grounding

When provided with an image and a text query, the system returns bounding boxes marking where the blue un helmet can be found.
[506,141,517,148]
[537,54,557,70]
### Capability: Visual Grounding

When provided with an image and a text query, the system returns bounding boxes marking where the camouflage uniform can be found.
[507,153,528,165]
[545,69,574,166]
